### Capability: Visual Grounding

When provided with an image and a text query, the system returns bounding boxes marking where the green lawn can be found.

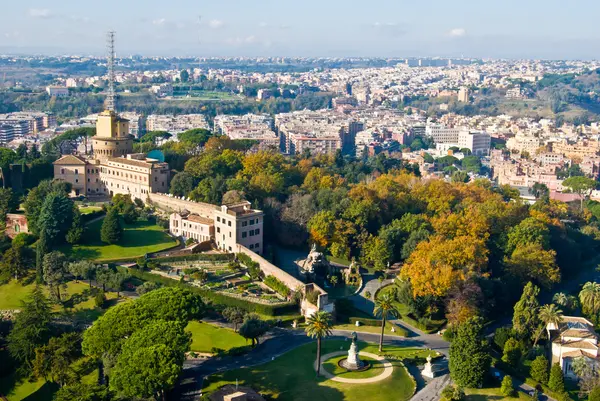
[185,321,247,353]
[333,323,407,337]
[202,340,430,401]
[78,206,103,215]
[322,355,384,379]
[0,280,117,311]
[465,386,532,400]
[0,374,56,401]
[63,218,178,261]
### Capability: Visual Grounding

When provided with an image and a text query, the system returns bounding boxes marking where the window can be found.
[228,221,231,227]
[249,244,254,249]
[217,217,221,222]
[242,221,248,227]
[249,230,254,236]
[75,169,79,174]
[229,232,232,238]
[255,243,260,248]
[228,246,232,251]
[255,228,260,235]
[217,227,220,233]
[61,169,64,174]
[250,219,255,225]
[242,232,247,238]
[75,179,78,183]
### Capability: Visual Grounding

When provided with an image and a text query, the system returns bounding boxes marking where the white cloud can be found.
[28,8,52,19]
[208,19,224,29]
[152,18,167,26]
[448,28,467,37]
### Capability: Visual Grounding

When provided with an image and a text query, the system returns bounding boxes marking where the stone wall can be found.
[147,193,219,220]
[236,244,304,291]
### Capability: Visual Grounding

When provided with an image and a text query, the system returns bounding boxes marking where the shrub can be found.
[365,291,372,299]
[502,338,522,367]
[94,290,106,308]
[548,363,565,392]
[441,385,465,401]
[494,327,514,350]
[442,326,456,342]
[264,276,291,297]
[154,253,233,263]
[305,290,319,305]
[530,355,549,384]
[501,375,515,397]
[349,317,381,327]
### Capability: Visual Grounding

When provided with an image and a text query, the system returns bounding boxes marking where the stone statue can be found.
[421,355,436,378]
[340,331,365,370]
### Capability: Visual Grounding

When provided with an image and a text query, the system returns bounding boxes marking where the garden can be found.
[202,340,437,401]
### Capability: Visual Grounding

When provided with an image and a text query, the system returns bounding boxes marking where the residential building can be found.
[169,212,214,243]
[458,130,491,156]
[214,202,264,254]
[425,124,462,143]
[46,86,69,97]
[548,316,599,380]
[146,114,209,134]
[458,87,470,103]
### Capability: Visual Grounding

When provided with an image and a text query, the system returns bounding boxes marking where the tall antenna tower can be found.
[106,31,116,112]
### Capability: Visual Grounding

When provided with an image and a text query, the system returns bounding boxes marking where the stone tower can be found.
[92,110,133,161]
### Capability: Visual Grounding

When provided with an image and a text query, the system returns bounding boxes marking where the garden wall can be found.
[235,244,304,291]
[147,193,219,220]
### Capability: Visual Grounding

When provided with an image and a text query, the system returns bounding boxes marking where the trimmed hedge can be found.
[348,317,410,337]
[154,253,234,263]
[120,266,298,316]
[264,275,291,297]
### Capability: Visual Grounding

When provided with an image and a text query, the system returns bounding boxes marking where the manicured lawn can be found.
[465,386,532,400]
[63,218,178,261]
[79,206,103,215]
[322,355,384,379]
[333,323,407,337]
[186,321,247,353]
[0,374,56,401]
[203,340,432,401]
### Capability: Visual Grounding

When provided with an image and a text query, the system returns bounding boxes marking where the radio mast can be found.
[106,31,116,112]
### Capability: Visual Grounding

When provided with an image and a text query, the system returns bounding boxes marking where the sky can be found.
[1,0,600,59]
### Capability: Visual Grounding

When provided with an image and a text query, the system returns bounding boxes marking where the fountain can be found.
[338,332,371,371]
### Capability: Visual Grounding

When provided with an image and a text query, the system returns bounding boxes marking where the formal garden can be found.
[202,339,438,401]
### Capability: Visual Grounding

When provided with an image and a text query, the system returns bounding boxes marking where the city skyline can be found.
[1,0,600,59]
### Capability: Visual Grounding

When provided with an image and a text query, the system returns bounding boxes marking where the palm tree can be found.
[579,282,600,321]
[552,292,568,308]
[305,311,333,377]
[534,304,563,346]
[373,293,400,352]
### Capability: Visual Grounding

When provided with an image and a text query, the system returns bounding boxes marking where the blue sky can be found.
[1,0,599,59]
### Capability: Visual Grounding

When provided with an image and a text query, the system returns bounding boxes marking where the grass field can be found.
[465,386,532,400]
[78,206,103,215]
[333,323,407,337]
[0,375,56,401]
[185,321,247,353]
[202,340,432,401]
[62,218,178,261]
[322,355,383,379]
[0,280,118,311]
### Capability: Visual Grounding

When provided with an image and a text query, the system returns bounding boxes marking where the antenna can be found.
[106,31,116,112]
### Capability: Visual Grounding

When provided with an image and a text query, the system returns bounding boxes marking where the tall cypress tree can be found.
[36,231,48,284]
[449,317,491,388]
[512,282,541,342]
[101,208,123,244]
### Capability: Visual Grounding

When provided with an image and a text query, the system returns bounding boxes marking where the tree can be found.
[136,281,161,296]
[0,187,17,223]
[500,375,515,397]
[43,251,67,301]
[110,320,190,400]
[534,304,563,346]
[307,211,336,248]
[222,307,246,331]
[553,292,578,313]
[180,69,190,83]
[571,356,599,396]
[305,311,333,377]
[504,244,559,288]
[239,316,269,347]
[441,385,465,401]
[530,183,550,200]
[109,271,129,297]
[449,317,490,388]
[169,171,195,197]
[95,268,113,292]
[1,242,28,281]
[38,192,75,245]
[579,282,600,323]
[373,293,400,352]
[548,363,565,392]
[101,208,123,244]
[54,383,112,401]
[451,171,469,183]
[361,235,391,271]
[7,286,52,370]
[530,355,549,384]
[502,338,522,367]
[68,260,95,284]
[563,176,596,210]
[66,205,84,244]
[590,387,600,401]
[512,282,540,342]
[33,332,81,387]
[36,230,49,283]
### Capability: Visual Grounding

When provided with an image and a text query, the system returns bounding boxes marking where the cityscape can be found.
[1,2,600,401]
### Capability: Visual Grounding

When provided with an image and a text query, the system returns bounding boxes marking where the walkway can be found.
[316,351,393,384]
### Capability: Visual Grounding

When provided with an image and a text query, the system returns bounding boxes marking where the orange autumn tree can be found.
[400,235,489,298]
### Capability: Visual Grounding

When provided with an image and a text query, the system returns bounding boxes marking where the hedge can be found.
[153,253,234,263]
[264,275,291,297]
[348,317,410,337]
[120,266,298,316]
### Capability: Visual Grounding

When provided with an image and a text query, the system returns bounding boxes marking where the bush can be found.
[502,338,522,367]
[264,275,291,297]
[349,317,381,327]
[494,327,514,350]
[94,290,106,308]
[501,375,515,397]
[530,355,549,384]
[154,253,234,264]
[548,363,565,392]
[441,385,465,401]
[443,326,456,342]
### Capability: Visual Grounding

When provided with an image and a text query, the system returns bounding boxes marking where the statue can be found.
[421,355,436,378]
[340,331,366,371]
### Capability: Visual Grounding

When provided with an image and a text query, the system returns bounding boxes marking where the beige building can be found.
[54,109,169,198]
[170,212,214,243]
[214,202,264,254]
[548,316,599,380]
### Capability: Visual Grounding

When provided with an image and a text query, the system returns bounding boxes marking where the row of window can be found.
[249,243,261,250]
[241,218,260,227]
[241,229,260,238]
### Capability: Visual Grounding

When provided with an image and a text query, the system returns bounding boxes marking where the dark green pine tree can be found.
[101,208,123,244]
[36,231,48,284]
[449,317,491,388]
[548,363,565,392]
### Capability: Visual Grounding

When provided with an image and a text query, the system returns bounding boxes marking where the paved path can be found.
[411,374,452,401]
[316,351,393,384]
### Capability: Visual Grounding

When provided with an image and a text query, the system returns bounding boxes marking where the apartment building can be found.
[214,202,264,254]
[170,212,214,243]
[46,86,69,97]
[146,114,209,134]
[458,130,491,156]
[425,124,462,144]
